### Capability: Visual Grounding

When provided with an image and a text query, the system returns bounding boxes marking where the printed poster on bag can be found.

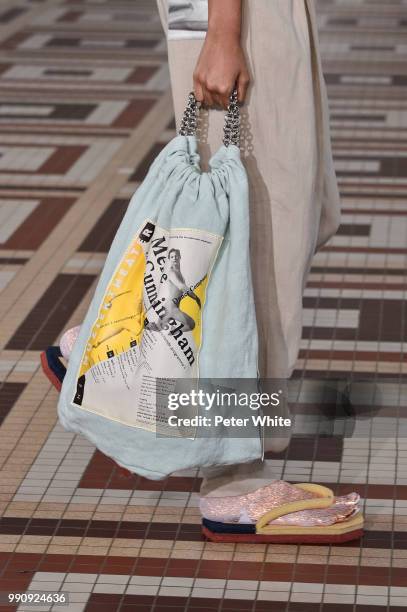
[71,219,223,432]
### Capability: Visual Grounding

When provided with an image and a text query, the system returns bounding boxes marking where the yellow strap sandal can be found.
[201,481,364,544]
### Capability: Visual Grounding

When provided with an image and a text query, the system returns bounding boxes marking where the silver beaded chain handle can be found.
[179,89,240,147]
[222,89,240,147]
[178,92,199,137]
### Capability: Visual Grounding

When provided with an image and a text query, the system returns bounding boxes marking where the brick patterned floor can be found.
[0,0,406,610]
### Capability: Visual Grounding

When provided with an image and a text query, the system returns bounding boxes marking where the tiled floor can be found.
[0,0,406,610]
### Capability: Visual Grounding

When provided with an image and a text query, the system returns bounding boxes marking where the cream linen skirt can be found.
[156,0,340,379]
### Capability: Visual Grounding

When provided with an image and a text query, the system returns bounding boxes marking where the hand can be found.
[193,32,250,109]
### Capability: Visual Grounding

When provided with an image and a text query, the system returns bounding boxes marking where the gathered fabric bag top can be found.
[58,92,261,479]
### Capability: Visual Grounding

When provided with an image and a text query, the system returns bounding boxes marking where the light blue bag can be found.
[58,92,262,479]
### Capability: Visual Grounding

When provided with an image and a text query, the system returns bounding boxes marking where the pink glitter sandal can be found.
[40,325,81,392]
[200,480,364,544]
[40,325,132,478]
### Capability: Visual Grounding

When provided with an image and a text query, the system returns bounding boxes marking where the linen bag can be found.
[58,92,262,479]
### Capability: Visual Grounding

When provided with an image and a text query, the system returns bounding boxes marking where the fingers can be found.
[237,71,250,104]
[212,88,229,110]
[205,83,233,110]
[193,73,233,109]
[201,83,227,109]
[193,79,204,104]
[194,75,215,108]
[194,74,250,109]
[217,86,233,110]
[202,85,216,109]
